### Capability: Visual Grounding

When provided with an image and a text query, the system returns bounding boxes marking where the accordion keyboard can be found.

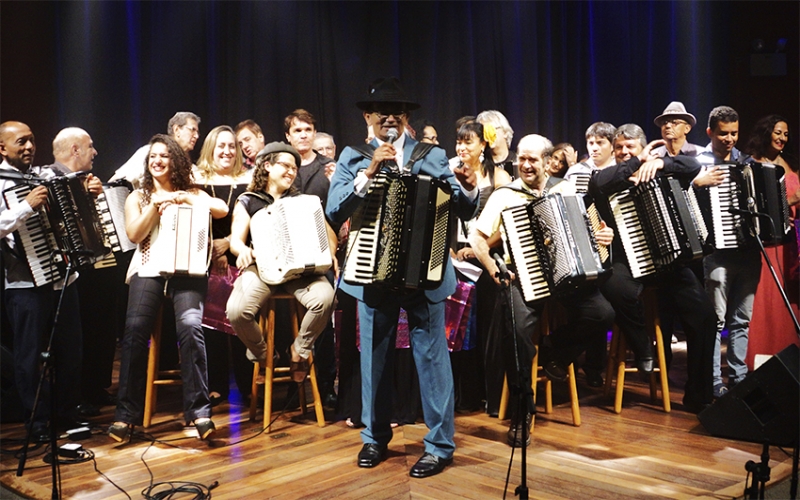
[501,204,550,302]
[3,183,65,286]
[609,189,655,278]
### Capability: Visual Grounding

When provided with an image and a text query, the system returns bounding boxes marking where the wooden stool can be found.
[498,303,581,427]
[603,288,671,413]
[144,305,182,428]
[249,293,325,431]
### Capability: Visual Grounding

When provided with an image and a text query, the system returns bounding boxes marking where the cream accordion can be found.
[501,193,609,303]
[342,171,452,290]
[250,194,332,285]
[139,203,211,278]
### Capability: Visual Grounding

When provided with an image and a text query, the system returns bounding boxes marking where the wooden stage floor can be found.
[1,346,795,499]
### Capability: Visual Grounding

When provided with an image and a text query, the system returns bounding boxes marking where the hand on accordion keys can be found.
[23,185,48,210]
[594,220,614,247]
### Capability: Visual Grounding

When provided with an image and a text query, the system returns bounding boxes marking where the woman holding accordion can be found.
[109,134,228,442]
[226,142,336,384]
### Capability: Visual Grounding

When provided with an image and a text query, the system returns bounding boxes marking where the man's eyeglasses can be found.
[660,119,688,127]
[371,111,407,121]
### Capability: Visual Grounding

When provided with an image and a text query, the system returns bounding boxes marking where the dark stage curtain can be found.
[1,1,797,178]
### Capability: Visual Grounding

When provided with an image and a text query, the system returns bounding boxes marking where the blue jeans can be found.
[358,291,455,460]
[115,274,211,425]
[704,249,762,386]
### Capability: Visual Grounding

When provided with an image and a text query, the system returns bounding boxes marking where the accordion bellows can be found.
[251,194,332,285]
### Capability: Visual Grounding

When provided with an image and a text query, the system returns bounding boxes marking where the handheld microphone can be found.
[386,128,399,144]
[491,249,510,282]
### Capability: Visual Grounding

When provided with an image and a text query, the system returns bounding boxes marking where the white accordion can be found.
[250,194,332,285]
[139,203,211,278]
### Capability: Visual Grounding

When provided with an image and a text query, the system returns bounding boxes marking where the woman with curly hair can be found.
[746,115,800,367]
[226,142,336,385]
[109,134,228,442]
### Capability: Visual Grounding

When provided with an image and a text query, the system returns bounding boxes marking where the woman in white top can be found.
[109,134,228,442]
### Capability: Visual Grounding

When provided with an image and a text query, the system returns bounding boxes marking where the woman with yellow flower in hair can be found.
[450,119,511,414]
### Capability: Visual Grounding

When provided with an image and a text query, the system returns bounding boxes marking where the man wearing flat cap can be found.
[327,77,479,478]
[652,101,703,158]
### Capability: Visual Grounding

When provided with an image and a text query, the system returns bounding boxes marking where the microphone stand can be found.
[16,256,77,500]
[494,253,534,500]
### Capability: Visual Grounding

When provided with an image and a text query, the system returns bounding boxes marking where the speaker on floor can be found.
[698,344,799,447]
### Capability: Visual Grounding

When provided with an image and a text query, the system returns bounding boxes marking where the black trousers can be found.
[5,282,82,424]
[500,281,614,417]
[114,274,211,425]
[599,261,652,361]
[653,266,716,405]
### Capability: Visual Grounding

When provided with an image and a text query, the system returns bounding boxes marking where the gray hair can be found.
[314,132,335,145]
[476,110,514,147]
[613,124,647,149]
[167,111,201,136]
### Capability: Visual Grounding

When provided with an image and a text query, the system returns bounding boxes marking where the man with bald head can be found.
[0,121,85,440]
[470,134,615,447]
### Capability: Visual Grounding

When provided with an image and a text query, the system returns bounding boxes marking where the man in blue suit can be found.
[326,78,478,478]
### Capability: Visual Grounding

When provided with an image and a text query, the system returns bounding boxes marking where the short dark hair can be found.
[410,119,437,141]
[283,109,316,134]
[585,122,616,142]
[235,119,263,137]
[167,112,200,136]
[707,106,739,131]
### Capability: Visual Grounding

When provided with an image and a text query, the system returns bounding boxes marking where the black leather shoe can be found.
[543,360,568,382]
[76,403,100,418]
[30,422,50,443]
[507,413,533,447]
[357,443,387,468]
[409,452,452,478]
[636,357,654,375]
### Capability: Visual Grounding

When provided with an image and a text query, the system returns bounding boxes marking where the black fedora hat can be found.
[356,77,420,111]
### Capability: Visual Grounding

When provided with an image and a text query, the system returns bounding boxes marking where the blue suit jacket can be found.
[326,136,479,305]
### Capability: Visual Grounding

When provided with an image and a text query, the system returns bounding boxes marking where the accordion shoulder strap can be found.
[404,143,436,170]
[351,144,377,160]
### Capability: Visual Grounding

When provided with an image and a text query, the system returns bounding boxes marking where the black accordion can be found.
[697,162,792,249]
[2,173,109,286]
[343,171,453,290]
[609,176,704,279]
[501,193,609,303]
